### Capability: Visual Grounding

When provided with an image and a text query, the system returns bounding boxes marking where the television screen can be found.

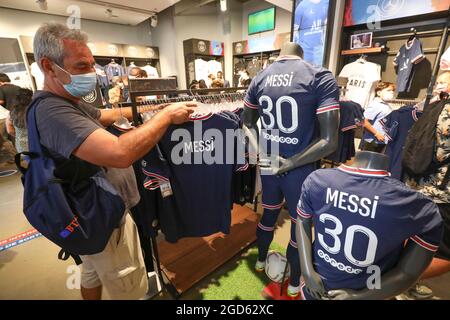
[292,0,331,66]
[248,7,276,35]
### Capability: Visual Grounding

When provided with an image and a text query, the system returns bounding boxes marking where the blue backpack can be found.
[16,95,125,256]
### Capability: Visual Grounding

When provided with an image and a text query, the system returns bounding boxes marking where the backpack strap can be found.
[58,249,83,265]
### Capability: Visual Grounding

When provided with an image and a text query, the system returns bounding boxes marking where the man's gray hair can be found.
[33,22,88,69]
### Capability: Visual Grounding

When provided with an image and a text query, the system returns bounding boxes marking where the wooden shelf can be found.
[341,47,385,56]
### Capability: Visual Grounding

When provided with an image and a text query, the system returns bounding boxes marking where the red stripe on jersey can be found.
[244,100,259,109]
[410,236,439,252]
[341,125,358,132]
[338,164,390,177]
[142,168,170,182]
[262,202,284,210]
[316,105,340,114]
[189,112,214,121]
[289,239,298,248]
[297,207,312,219]
[258,223,275,232]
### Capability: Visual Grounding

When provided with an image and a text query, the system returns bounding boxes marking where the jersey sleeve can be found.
[297,175,315,219]
[406,193,443,253]
[340,102,357,132]
[243,78,259,110]
[411,40,426,65]
[315,70,340,115]
[141,145,171,191]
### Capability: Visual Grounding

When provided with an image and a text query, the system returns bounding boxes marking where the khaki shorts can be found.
[80,213,148,300]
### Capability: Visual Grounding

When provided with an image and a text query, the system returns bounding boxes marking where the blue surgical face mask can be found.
[55,64,97,97]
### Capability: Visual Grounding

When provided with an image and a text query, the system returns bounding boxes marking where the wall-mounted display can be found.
[344,0,450,27]
[292,0,331,66]
[248,7,276,35]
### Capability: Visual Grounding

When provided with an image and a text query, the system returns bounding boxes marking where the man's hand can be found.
[161,102,196,125]
[326,289,359,300]
[375,132,385,142]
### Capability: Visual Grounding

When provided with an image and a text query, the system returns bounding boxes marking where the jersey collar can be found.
[338,164,391,177]
[276,55,302,61]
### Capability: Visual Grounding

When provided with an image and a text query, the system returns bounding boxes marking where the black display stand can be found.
[183,38,225,88]
[232,40,281,87]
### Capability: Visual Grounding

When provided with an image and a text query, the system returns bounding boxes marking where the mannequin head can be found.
[279,42,304,58]
[375,82,396,101]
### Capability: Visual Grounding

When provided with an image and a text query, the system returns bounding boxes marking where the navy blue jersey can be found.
[326,101,364,163]
[244,56,339,159]
[393,38,425,93]
[293,0,329,66]
[382,106,422,180]
[141,112,247,243]
[297,165,443,294]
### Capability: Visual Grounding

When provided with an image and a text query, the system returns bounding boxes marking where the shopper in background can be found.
[404,72,450,298]
[108,76,125,105]
[206,73,215,88]
[217,71,230,88]
[129,67,142,79]
[32,22,195,300]
[137,69,148,79]
[5,88,32,153]
[238,70,251,87]
[360,82,396,153]
[0,73,21,111]
[198,79,208,95]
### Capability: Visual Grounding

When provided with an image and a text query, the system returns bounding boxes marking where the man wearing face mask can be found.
[360,82,396,153]
[31,22,195,300]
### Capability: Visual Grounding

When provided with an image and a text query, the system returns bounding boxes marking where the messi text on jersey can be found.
[265,72,294,87]
[327,188,379,219]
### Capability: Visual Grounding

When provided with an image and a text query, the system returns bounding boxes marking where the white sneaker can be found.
[255,260,266,272]
[287,284,300,298]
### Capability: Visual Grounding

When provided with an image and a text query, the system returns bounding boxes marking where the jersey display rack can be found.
[122,83,260,298]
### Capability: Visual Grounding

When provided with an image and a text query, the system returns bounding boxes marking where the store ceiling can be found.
[0,0,182,26]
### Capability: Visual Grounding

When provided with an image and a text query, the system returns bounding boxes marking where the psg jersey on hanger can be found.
[381,105,423,180]
[297,165,443,297]
[141,111,247,243]
[244,56,340,159]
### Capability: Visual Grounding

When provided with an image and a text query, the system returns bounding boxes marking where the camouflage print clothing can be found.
[406,104,450,203]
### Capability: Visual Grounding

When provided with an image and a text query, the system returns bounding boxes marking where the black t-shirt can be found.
[0,83,21,111]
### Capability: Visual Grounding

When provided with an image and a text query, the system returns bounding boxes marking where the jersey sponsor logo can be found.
[264,73,294,87]
[326,188,380,220]
[183,138,215,153]
[262,132,299,145]
[317,249,363,274]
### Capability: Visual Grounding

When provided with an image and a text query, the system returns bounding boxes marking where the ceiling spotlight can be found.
[150,15,158,28]
[220,0,227,12]
[36,0,48,11]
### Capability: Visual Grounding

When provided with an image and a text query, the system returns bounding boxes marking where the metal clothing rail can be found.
[125,85,250,299]
[372,29,444,41]
[126,86,248,125]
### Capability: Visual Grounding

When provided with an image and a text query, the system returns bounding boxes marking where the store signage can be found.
[344,0,450,26]
[292,0,331,66]
[198,41,207,53]
[210,41,224,56]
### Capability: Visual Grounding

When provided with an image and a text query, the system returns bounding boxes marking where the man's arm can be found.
[73,104,195,168]
[98,104,171,127]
